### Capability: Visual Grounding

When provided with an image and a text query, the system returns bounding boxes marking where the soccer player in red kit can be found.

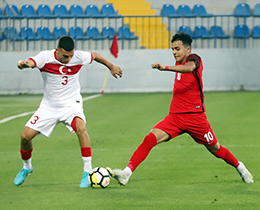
[107,32,253,185]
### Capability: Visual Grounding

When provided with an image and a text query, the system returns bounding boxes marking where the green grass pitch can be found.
[0,92,259,210]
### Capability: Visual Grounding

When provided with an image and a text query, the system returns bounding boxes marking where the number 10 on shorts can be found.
[204,131,214,143]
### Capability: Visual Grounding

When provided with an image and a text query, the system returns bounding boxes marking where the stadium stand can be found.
[193,4,213,17]
[53,27,68,39]
[20,27,40,40]
[102,26,116,39]
[233,24,250,38]
[194,25,214,39]
[177,4,196,17]
[210,26,230,39]
[69,26,89,40]
[161,4,179,17]
[234,3,251,17]
[86,26,106,40]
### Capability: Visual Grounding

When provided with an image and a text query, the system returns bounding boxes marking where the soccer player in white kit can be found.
[14,36,122,188]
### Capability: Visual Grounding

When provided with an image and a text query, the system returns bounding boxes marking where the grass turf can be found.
[0,92,259,210]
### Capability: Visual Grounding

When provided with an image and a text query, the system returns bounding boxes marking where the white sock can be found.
[23,158,32,170]
[82,156,92,172]
[123,166,132,179]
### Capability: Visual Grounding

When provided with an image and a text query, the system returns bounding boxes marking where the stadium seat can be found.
[102,26,116,39]
[101,4,121,18]
[177,4,195,17]
[193,4,213,17]
[53,27,67,39]
[161,4,179,17]
[86,26,106,40]
[21,4,38,18]
[70,4,87,17]
[37,4,53,18]
[234,3,251,17]
[194,25,214,39]
[210,26,230,38]
[233,25,250,39]
[53,4,72,18]
[4,4,22,18]
[117,26,138,40]
[253,4,260,17]
[178,26,199,39]
[252,25,260,38]
[86,5,104,18]
[69,26,89,40]
[20,27,40,40]
[36,27,56,40]
[3,27,24,41]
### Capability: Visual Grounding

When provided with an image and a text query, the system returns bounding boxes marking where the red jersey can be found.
[169,53,205,114]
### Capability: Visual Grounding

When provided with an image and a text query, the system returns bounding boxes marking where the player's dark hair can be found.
[171,32,193,47]
[58,36,75,51]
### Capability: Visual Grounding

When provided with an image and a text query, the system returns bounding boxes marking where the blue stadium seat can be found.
[36,27,56,40]
[4,27,24,41]
[4,5,22,18]
[234,3,251,17]
[233,25,250,39]
[86,26,106,40]
[20,27,40,40]
[54,4,72,18]
[252,25,260,38]
[117,26,138,40]
[102,26,116,39]
[21,4,38,18]
[69,26,89,40]
[53,27,67,39]
[178,26,199,39]
[177,4,195,17]
[70,4,87,17]
[253,4,260,17]
[37,4,54,18]
[101,4,121,18]
[210,26,230,38]
[193,4,213,17]
[85,4,104,18]
[194,25,214,39]
[161,4,179,17]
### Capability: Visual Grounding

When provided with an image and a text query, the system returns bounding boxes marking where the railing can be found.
[1,12,260,51]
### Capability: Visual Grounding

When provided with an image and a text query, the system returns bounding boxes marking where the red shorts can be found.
[154,112,218,146]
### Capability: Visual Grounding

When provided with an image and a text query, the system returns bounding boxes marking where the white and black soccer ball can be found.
[88,167,111,188]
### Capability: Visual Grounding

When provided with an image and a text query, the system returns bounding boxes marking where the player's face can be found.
[56,47,74,64]
[171,40,190,64]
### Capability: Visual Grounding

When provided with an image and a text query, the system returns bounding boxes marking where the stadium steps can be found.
[107,0,170,49]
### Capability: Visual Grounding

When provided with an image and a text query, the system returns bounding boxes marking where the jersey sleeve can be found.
[79,51,93,65]
[186,54,201,70]
[29,51,49,69]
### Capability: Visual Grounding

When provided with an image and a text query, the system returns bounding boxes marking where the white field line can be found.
[0,94,102,124]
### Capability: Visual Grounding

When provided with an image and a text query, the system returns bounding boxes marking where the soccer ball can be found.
[88,167,111,188]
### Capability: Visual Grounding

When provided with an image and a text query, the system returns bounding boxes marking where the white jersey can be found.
[30,49,93,107]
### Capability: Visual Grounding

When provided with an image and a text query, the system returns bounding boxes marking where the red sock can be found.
[81,147,92,157]
[214,145,239,167]
[20,149,33,160]
[127,133,157,172]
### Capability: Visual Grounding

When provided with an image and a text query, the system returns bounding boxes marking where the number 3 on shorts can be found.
[30,116,39,125]
[204,131,214,143]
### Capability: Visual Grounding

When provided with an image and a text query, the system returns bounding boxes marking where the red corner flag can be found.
[110,34,118,58]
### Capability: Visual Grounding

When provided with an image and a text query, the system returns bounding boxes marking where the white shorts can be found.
[25,102,86,137]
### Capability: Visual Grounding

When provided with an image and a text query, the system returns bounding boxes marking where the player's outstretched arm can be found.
[92,52,122,79]
[17,59,35,70]
[151,61,195,73]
